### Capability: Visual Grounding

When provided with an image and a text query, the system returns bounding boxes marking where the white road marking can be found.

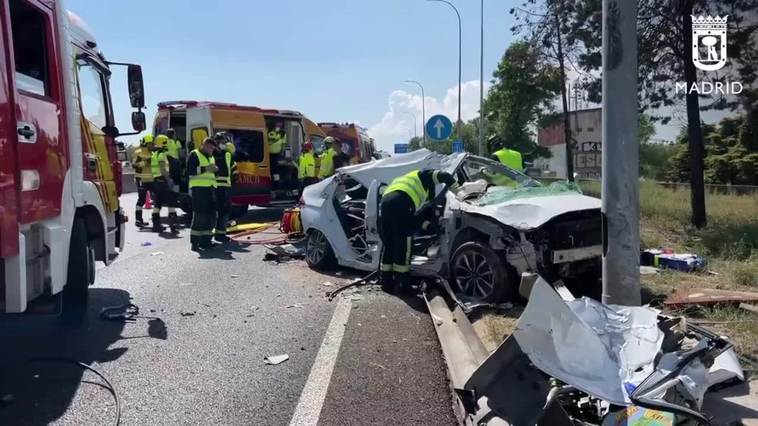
[289,296,352,426]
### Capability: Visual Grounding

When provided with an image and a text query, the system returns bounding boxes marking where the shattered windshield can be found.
[461,156,539,189]
[474,181,584,206]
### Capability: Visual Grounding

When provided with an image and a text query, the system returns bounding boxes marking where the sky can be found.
[68,0,516,152]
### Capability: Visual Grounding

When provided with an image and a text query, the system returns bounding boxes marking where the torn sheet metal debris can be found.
[664,288,758,307]
[150,251,164,256]
[263,354,289,365]
[514,280,663,405]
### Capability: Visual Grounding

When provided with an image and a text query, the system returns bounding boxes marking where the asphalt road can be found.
[0,193,456,425]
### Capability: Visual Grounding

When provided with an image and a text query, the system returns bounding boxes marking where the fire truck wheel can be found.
[62,217,95,324]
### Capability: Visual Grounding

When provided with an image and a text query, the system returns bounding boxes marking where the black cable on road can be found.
[326,271,377,301]
[28,358,121,426]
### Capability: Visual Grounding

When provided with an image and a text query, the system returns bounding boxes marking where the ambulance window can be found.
[10,0,51,97]
[219,129,264,163]
[77,62,108,131]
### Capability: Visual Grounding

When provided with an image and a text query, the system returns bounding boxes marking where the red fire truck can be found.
[0,0,145,320]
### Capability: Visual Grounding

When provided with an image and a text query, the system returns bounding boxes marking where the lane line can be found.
[289,296,352,426]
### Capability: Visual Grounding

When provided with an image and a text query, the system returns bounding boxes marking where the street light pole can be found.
[427,0,462,135]
[479,0,484,155]
[403,111,418,139]
[404,80,426,145]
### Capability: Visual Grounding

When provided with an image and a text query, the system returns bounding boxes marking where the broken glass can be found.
[474,181,584,206]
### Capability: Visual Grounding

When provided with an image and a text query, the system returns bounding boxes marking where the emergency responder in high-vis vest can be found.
[165,128,183,191]
[268,122,285,155]
[187,137,218,251]
[317,136,338,179]
[133,134,154,227]
[213,132,237,242]
[379,169,456,294]
[297,141,317,192]
[488,135,524,171]
[150,135,179,233]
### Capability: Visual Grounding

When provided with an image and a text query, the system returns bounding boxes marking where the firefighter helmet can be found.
[140,133,154,147]
[154,134,169,149]
[324,136,336,145]
[302,142,313,152]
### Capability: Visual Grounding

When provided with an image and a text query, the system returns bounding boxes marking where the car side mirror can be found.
[131,111,146,131]
[127,65,145,109]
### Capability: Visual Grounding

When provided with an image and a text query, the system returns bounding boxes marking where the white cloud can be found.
[368,80,490,152]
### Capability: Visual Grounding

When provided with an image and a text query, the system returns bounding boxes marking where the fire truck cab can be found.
[0,0,145,319]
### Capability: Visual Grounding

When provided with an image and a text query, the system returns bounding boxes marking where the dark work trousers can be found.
[190,186,216,247]
[299,177,319,194]
[214,186,231,240]
[378,191,416,288]
[151,178,178,231]
[135,178,149,224]
[168,156,181,191]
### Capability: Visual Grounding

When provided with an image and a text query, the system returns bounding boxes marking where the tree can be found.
[511,0,590,181]
[567,0,758,228]
[485,41,559,160]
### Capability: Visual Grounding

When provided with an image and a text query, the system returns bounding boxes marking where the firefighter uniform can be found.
[187,146,217,249]
[133,134,154,227]
[492,148,524,171]
[379,169,455,293]
[213,142,236,242]
[150,142,179,233]
[297,145,317,192]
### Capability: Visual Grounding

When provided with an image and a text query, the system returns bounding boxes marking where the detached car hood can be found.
[459,193,601,230]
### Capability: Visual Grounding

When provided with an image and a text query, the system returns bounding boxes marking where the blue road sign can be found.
[425,114,453,141]
[452,139,464,153]
[394,143,409,154]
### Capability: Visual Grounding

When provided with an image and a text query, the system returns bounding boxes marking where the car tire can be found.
[450,241,514,303]
[305,229,336,270]
[61,217,95,325]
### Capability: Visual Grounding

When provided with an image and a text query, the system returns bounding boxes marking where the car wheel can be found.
[450,241,513,303]
[305,229,336,270]
[61,217,94,325]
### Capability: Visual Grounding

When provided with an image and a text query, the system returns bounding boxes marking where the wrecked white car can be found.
[300,149,602,302]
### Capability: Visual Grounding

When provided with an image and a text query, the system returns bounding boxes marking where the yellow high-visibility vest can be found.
[166,138,181,159]
[384,170,428,210]
[216,151,234,187]
[493,148,524,171]
[268,131,285,154]
[298,152,316,179]
[151,151,168,179]
[318,147,337,178]
[189,149,217,188]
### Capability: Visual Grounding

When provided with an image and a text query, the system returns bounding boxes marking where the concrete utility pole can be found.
[427,0,462,135]
[479,0,485,155]
[601,0,640,305]
[405,80,426,146]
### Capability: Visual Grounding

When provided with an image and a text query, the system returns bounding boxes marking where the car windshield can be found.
[474,181,584,206]
[459,156,540,189]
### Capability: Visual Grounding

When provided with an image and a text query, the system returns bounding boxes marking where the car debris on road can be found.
[429,276,748,425]
[263,354,289,365]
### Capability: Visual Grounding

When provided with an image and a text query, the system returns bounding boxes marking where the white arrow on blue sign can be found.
[425,114,453,141]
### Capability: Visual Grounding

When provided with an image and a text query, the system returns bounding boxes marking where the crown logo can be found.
[691,15,728,30]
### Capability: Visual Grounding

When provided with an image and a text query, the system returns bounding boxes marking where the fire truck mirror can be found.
[132,111,146,132]
[127,64,145,108]
[103,125,120,138]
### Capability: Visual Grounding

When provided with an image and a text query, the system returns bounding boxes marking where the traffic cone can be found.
[144,191,152,210]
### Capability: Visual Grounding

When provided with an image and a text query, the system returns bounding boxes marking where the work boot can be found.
[169,213,179,233]
[135,210,146,228]
[191,242,202,252]
[151,213,165,232]
[381,273,396,294]
[393,273,414,296]
[214,234,229,243]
